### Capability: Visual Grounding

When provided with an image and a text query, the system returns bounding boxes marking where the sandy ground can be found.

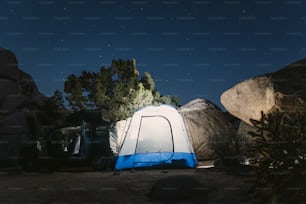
[0,164,256,204]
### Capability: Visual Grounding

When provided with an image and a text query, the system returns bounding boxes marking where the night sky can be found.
[1,0,306,108]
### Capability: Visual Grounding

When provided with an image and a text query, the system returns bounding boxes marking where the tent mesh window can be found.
[135,116,174,154]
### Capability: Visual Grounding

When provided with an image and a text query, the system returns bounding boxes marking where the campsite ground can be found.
[0,162,258,204]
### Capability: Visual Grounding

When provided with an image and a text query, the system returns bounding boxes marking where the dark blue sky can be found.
[1,0,306,108]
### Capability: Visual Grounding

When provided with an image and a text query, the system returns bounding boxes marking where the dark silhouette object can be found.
[0,48,47,170]
[65,110,107,126]
[0,48,19,81]
[148,175,205,202]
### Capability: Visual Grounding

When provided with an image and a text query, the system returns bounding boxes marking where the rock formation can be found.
[221,58,306,125]
[0,48,47,159]
[178,98,235,160]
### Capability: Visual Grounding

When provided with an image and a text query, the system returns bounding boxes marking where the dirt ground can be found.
[0,164,257,204]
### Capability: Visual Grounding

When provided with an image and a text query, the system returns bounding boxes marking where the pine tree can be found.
[64,74,85,111]
[42,89,68,124]
[140,72,155,91]
[63,59,180,121]
[53,89,65,110]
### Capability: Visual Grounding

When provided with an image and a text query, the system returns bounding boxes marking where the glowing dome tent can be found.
[114,105,197,170]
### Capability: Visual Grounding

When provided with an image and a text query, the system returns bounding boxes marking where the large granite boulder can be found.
[178,98,235,160]
[0,48,46,159]
[221,58,306,125]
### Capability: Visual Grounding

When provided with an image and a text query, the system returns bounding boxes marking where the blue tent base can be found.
[115,152,197,170]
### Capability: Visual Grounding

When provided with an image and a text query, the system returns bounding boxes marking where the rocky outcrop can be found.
[179,98,235,160]
[221,58,306,125]
[0,48,47,159]
[0,48,19,81]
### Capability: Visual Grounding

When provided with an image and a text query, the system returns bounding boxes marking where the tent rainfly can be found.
[114,105,198,170]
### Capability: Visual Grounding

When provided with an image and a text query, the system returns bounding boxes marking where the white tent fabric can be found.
[109,117,132,155]
[115,105,197,169]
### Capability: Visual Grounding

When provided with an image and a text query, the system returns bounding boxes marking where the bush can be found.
[249,110,306,202]
[208,131,247,166]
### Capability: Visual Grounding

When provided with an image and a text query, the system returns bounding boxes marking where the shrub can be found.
[208,131,247,166]
[249,110,306,202]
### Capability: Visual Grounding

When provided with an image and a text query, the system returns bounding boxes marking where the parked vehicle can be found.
[21,120,116,171]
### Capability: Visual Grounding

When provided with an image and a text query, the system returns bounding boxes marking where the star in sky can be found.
[0,0,305,108]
